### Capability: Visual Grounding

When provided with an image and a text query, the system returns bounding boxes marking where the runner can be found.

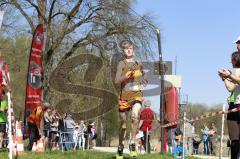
[115,40,148,158]
[138,99,154,153]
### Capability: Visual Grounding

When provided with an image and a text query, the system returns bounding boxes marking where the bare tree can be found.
[0,0,156,101]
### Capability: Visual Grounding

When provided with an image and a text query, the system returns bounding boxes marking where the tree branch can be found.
[51,0,83,51]
[68,0,83,18]
[51,12,67,19]
[10,0,35,33]
[26,0,47,24]
[48,0,57,24]
[60,28,123,62]
[65,6,102,35]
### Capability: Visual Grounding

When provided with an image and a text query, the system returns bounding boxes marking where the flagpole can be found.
[7,88,13,159]
[5,67,13,159]
[0,11,4,29]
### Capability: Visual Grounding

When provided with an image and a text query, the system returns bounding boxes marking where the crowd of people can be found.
[172,122,217,157]
[26,105,97,151]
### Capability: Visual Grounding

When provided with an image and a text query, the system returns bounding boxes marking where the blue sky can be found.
[134,0,240,109]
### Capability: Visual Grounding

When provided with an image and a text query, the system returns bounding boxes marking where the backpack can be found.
[58,118,65,132]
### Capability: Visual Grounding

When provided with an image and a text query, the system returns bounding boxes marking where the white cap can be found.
[143,99,151,107]
[233,35,240,43]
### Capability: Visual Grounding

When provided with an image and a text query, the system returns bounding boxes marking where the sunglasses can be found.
[236,41,240,44]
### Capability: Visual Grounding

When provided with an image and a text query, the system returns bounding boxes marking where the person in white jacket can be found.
[73,125,79,150]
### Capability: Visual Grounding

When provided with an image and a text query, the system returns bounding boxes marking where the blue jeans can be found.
[203,140,209,155]
[65,128,73,150]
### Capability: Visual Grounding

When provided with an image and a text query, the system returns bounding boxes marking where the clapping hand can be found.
[218,69,231,78]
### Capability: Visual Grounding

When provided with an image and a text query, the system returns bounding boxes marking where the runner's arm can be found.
[138,120,144,129]
[224,78,236,92]
[115,61,132,84]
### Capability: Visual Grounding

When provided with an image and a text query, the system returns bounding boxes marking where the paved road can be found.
[93,147,230,158]
[93,147,130,154]
[192,155,229,159]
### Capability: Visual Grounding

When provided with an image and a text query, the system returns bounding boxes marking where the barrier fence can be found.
[4,103,234,158]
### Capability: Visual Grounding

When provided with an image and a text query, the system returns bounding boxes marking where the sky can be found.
[132,0,240,110]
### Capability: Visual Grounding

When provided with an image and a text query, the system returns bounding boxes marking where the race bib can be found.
[123,82,143,91]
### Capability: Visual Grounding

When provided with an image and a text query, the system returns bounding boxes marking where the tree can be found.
[0,35,31,119]
[0,0,156,102]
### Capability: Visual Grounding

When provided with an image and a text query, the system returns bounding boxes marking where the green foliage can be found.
[0,150,199,159]
[181,103,228,135]
[0,35,31,120]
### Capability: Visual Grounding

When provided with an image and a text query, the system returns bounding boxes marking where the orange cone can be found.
[32,142,37,152]
[36,138,45,152]
[16,121,24,155]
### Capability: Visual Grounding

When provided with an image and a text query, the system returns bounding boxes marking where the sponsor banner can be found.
[24,24,44,120]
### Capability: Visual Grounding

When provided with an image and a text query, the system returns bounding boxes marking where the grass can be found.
[0,149,199,159]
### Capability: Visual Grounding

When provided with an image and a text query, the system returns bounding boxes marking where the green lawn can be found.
[0,149,199,159]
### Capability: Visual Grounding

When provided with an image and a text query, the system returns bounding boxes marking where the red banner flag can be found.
[24,24,44,122]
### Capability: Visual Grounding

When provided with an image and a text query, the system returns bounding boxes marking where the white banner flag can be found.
[0,11,5,29]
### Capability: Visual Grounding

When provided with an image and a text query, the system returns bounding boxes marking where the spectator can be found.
[0,86,7,149]
[78,120,86,150]
[201,123,209,155]
[174,127,183,146]
[27,105,45,151]
[49,108,59,150]
[190,122,196,155]
[73,125,79,150]
[138,99,154,153]
[58,113,66,150]
[87,120,93,149]
[209,122,217,155]
[218,49,240,159]
[91,121,97,147]
[43,106,52,149]
[192,135,201,155]
[64,114,75,151]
